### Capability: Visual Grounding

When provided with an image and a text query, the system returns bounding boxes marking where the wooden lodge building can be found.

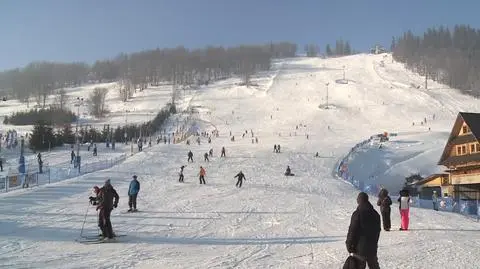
[415,112,480,202]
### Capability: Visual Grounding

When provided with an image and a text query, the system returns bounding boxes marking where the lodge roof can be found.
[441,153,480,166]
[439,112,480,166]
[410,173,448,186]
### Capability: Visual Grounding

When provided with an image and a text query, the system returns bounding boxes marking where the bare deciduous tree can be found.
[88,87,109,117]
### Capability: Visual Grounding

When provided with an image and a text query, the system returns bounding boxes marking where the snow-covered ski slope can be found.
[1,54,480,269]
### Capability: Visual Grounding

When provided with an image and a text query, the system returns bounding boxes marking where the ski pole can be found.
[80,203,90,238]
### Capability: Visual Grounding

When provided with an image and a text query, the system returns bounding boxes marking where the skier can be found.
[204,152,209,162]
[93,144,98,156]
[221,147,226,157]
[71,150,76,164]
[209,149,213,157]
[377,188,392,231]
[187,151,194,162]
[284,166,294,176]
[432,191,439,211]
[277,145,281,153]
[179,165,185,182]
[234,171,246,188]
[37,152,43,174]
[398,189,411,231]
[95,179,119,240]
[128,175,140,212]
[199,166,206,184]
[274,144,277,153]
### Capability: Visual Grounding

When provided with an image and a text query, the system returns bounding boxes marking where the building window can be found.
[462,145,467,154]
[471,144,476,153]
[477,143,480,153]
[463,126,468,134]
[457,146,462,155]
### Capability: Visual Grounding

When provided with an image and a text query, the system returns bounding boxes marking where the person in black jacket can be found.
[346,192,381,269]
[377,188,392,231]
[234,171,246,188]
[97,179,119,240]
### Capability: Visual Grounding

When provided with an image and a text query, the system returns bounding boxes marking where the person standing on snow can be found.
[377,188,392,231]
[187,151,194,162]
[234,171,246,188]
[346,192,381,269]
[398,189,411,231]
[95,179,119,240]
[179,165,185,182]
[71,150,76,164]
[128,175,140,212]
[209,149,213,157]
[221,147,226,157]
[204,152,209,162]
[199,166,206,184]
[432,191,439,211]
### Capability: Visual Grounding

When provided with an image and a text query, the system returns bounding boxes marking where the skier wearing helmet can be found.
[95,179,119,241]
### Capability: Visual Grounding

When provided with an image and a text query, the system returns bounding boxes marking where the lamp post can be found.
[325,82,330,109]
[74,97,84,172]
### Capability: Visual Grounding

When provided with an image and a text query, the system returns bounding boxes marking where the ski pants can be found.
[179,173,184,182]
[221,152,225,157]
[400,208,410,230]
[381,209,391,230]
[199,175,206,184]
[204,156,209,162]
[236,179,243,188]
[188,156,193,162]
[128,194,138,210]
[99,208,114,238]
[358,256,380,269]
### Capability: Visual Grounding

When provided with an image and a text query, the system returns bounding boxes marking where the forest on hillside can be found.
[0,42,297,107]
[393,24,480,96]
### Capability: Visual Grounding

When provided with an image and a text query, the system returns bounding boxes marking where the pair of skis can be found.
[76,234,127,244]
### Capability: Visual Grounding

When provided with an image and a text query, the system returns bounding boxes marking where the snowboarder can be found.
[346,192,381,269]
[432,191,439,211]
[284,166,294,176]
[199,166,206,184]
[71,150,76,164]
[398,189,411,231]
[234,171,246,188]
[93,144,98,156]
[377,188,392,231]
[204,152,209,162]
[187,151,194,162]
[221,147,226,157]
[179,165,185,182]
[95,179,119,240]
[128,175,140,212]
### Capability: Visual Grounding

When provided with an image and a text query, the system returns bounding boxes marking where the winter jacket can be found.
[346,201,381,257]
[398,196,410,210]
[377,189,392,212]
[200,168,206,176]
[99,184,119,210]
[342,254,365,269]
[234,172,245,180]
[128,179,140,196]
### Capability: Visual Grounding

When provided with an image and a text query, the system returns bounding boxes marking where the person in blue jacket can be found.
[128,175,140,212]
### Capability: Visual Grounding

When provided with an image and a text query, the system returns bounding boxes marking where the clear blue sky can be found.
[1,0,480,70]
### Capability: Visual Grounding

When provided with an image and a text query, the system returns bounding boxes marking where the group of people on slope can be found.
[344,188,411,269]
[88,176,140,241]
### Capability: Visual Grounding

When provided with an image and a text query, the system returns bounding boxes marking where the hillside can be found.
[0,54,479,269]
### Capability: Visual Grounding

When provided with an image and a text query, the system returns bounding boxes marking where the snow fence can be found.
[336,135,480,221]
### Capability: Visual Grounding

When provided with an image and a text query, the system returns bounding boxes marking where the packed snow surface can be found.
[1,54,480,268]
